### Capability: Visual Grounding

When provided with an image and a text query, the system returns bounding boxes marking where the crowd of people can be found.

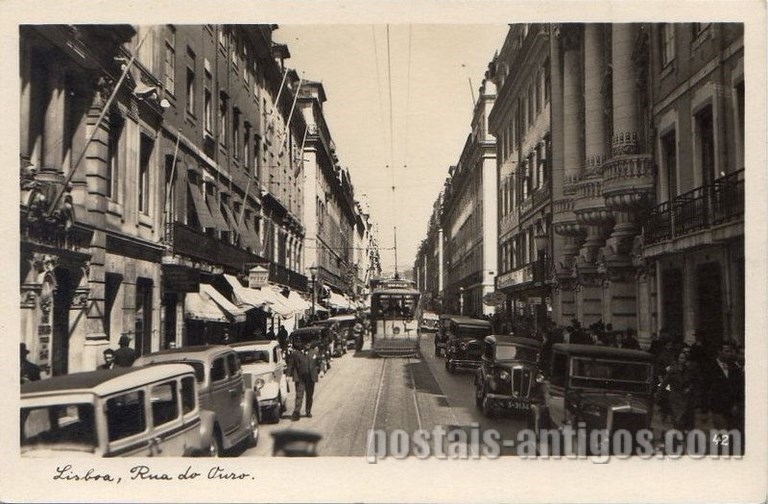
[483,313,745,439]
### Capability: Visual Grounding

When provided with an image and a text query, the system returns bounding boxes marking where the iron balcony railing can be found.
[644,169,744,245]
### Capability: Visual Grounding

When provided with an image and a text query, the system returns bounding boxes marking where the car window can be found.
[227,353,241,378]
[496,345,539,362]
[211,358,227,382]
[273,348,280,364]
[150,382,179,427]
[21,404,97,452]
[237,350,270,364]
[106,390,146,441]
[181,376,196,414]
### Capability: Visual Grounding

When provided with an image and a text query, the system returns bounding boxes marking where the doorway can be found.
[661,268,683,340]
[696,262,723,348]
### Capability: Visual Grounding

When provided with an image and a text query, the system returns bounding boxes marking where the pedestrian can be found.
[113,335,137,367]
[266,326,276,341]
[659,350,699,433]
[286,340,320,420]
[20,343,41,384]
[277,324,289,351]
[616,329,641,349]
[99,348,116,370]
[352,317,364,351]
[705,341,744,433]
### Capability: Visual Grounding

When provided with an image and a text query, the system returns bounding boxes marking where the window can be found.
[219,93,228,146]
[661,130,677,201]
[528,85,534,124]
[660,24,675,67]
[244,124,251,169]
[106,391,146,441]
[218,26,227,49]
[186,66,195,115]
[226,353,241,377]
[181,377,196,414]
[106,114,124,200]
[211,358,227,382]
[735,81,745,169]
[695,105,715,186]
[150,382,179,427]
[138,132,154,214]
[164,26,176,95]
[535,73,542,113]
[204,68,213,133]
[233,109,241,158]
[544,59,551,103]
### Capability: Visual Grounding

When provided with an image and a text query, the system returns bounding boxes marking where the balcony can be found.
[643,169,744,246]
[268,262,308,292]
[167,221,262,273]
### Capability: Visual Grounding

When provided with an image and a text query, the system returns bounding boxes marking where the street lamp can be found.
[533,223,550,333]
[459,286,465,316]
[309,264,318,320]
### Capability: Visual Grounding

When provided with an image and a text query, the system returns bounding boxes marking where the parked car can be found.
[420,311,440,332]
[321,315,357,354]
[230,340,289,423]
[134,345,258,455]
[529,344,655,454]
[434,314,459,357]
[21,364,213,457]
[474,335,542,417]
[444,317,494,373]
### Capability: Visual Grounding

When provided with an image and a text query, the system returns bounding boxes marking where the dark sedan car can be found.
[444,317,493,373]
[474,335,542,417]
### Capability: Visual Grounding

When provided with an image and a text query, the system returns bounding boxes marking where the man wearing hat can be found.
[20,343,41,384]
[114,335,137,367]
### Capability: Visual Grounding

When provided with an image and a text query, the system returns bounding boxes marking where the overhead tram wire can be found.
[386,24,400,278]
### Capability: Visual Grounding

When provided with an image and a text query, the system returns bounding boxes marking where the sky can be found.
[272,25,510,274]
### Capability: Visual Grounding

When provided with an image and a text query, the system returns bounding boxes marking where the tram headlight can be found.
[393,326,401,335]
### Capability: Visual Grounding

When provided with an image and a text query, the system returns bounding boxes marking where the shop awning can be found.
[187,181,216,229]
[185,284,247,323]
[224,274,270,310]
[326,291,351,310]
[257,285,296,318]
[287,290,311,312]
[206,196,230,231]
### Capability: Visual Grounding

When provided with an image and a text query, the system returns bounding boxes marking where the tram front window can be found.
[374,294,417,318]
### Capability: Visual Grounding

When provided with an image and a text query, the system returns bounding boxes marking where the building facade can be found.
[299,81,360,305]
[547,22,743,349]
[19,24,325,375]
[440,78,498,318]
[488,24,553,328]
[414,193,444,312]
[20,25,163,375]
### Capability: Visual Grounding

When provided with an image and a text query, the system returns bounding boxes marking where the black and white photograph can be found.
[4,1,767,503]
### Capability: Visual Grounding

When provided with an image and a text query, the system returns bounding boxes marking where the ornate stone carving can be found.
[21,164,76,239]
[612,131,639,156]
[71,290,89,310]
[93,75,115,109]
[20,289,38,308]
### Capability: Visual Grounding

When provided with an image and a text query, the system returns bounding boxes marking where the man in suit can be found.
[706,341,744,437]
[98,349,116,370]
[286,340,320,420]
[20,343,41,384]
[114,336,137,367]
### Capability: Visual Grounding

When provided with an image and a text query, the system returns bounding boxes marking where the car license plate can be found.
[508,400,529,410]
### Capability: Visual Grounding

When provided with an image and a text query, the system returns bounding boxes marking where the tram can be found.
[369,277,421,357]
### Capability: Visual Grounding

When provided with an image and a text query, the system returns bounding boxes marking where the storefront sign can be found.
[496,265,534,290]
[163,266,200,292]
[248,266,269,288]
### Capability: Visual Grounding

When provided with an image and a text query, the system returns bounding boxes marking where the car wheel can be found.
[246,409,259,448]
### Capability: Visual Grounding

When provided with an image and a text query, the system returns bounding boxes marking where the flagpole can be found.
[48,29,150,216]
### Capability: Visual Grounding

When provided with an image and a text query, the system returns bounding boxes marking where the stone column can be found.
[43,60,66,170]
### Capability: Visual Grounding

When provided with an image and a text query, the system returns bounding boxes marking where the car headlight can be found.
[254,378,265,390]
[535,372,545,383]
[498,370,510,381]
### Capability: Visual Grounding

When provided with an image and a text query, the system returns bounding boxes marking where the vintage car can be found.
[444,317,494,373]
[321,314,357,353]
[420,311,440,333]
[474,335,542,417]
[529,344,655,454]
[230,340,289,423]
[21,364,214,457]
[434,314,460,357]
[134,345,258,455]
